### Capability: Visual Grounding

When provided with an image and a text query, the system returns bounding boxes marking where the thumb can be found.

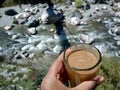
[72,76,104,90]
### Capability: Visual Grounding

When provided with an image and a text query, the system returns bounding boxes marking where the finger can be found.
[72,76,104,90]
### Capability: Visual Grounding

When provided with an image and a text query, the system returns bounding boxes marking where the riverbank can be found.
[0,1,120,90]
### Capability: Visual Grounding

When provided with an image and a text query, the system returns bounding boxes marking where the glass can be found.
[63,44,101,87]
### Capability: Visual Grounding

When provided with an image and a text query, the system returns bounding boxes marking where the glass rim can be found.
[63,44,102,71]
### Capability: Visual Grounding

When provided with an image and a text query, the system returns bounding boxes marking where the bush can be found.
[75,0,83,8]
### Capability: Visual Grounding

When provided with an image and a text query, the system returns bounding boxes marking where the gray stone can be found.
[21,44,34,51]
[70,17,80,26]
[27,27,37,35]
[40,8,63,24]
[28,53,35,58]
[80,34,94,44]
[15,12,31,19]
[87,0,98,4]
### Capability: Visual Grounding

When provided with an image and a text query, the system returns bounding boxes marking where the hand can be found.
[40,52,104,90]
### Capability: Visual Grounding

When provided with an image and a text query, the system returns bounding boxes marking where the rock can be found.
[95,6,99,11]
[82,4,91,11]
[21,44,34,51]
[36,41,48,51]
[80,34,94,44]
[4,25,12,30]
[28,19,39,27]
[64,10,83,19]
[2,48,14,60]
[0,47,2,51]
[49,28,55,32]
[116,51,120,57]
[72,10,83,19]
[40,8,63,24]
[28,53,35,58]
[70,17,80,26]
[102,5,107,10]
[113,17,120,23]
[15,12,31,19]
[117,3,120,10]
[80,21,88,25]
[30,6,39,15]
[87,0,98,4]
[115,12,120,17]
[27,27,37,35]
[116,41,120,45]
[11,35,19,40]
[14,50,29,60]
[111,27,120,35]
[53,45,62,54]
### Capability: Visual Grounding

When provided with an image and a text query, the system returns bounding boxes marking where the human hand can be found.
[41,52,104,90]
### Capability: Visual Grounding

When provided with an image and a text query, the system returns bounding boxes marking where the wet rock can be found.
[116,41,120,45]
[80,21,88,25]
[11,35,19,40]
[28,19,39,27]
[2,48,14,60]
[82,3,91,11]
[113,17,120,23]
[87,0,98,4]
[14,50,29,60]
[80,34,94,44]
[115,12,120,17]
[64,10,83,19]
[28,53,35,58]
[0,47,2,51]
[117,3,120,10]
[21,44,34,51]
[36,41,48,52]
[53,45,62,54]
[111,27,120,35]
[30,6,39,15]
[28,36,41,43]
[95,6,99,11]
[15,38,28,44]
[70,17,80,26]
[116,51,120,57]
[102,5,107,10]
[0,16,14,27]
[27,27,37,35]
[4,25,13,30]
[40,8,63,24]
[15,12,31,19]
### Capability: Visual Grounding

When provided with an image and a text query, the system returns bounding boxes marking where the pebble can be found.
[27,27,36,35]
[28,53,35,58]
[4,25,12,30]
[21,44,34,51]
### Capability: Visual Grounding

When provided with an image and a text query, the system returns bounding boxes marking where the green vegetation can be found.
[75,0,83,8]
[0,55,120,90]
[97,56,120,90]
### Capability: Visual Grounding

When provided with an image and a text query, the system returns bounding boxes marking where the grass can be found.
[97,56,120,90]
[0,55,120,90]
[75,0,83,8]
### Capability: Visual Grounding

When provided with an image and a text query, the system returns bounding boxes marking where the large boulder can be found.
[40,8,63,24]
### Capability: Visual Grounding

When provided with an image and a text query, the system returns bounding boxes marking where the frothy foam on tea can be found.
[67,50,98,69]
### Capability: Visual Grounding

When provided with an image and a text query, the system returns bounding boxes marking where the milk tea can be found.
[64,44,101,87]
